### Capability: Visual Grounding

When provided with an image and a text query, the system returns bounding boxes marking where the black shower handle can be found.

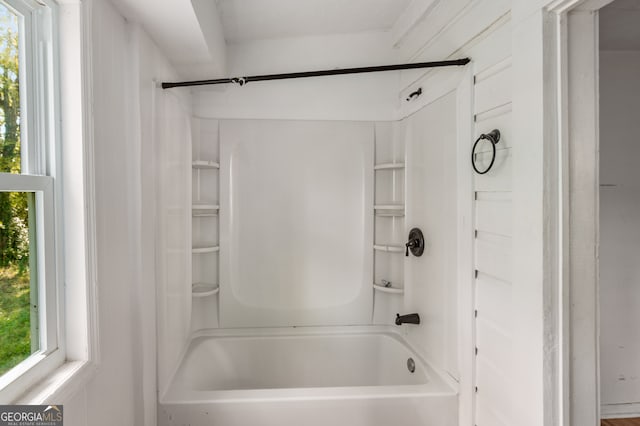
[405,239,419,256]
[405,228,425,257]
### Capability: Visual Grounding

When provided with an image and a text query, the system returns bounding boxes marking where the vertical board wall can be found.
[471,22,514,426]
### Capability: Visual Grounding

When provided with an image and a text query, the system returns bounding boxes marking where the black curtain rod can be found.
[161,58,471,89]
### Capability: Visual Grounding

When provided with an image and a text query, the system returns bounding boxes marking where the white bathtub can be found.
[159,326,457,426]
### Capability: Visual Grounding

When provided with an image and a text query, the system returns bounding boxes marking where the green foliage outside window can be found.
[0,4,33,376]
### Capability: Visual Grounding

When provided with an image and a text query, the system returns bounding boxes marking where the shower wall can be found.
[187,12,466,389]
[404,91,460,382]
[188,2,549,424]
[219,120,374,327]
[189,118,406,330]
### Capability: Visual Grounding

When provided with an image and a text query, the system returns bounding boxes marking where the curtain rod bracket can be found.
[231,77,247,86]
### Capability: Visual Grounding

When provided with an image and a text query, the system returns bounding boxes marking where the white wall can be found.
[193,32,401,121]
[218,120,374,328]
[404,90,460,381]
[136,25,192,425]
[59,1,190,425]
[60,1,139,423]
[599,50,640,414]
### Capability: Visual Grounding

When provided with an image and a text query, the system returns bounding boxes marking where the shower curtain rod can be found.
[161,58,471,89]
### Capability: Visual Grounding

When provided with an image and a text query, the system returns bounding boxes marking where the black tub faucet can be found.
[395,313,420,325]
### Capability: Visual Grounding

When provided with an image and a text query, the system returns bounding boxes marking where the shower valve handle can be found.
[405,239,419,257]
[405,228,425,257]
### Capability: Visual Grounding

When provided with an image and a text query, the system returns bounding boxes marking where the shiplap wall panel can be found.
[476,198,512,237]
[470,12,513,426]
[476,356,513,416]
[474,111,513,152]
[476,394,509,426]
[476,274,513,331]
[475,235,512,282]
[465,13,512,76]
[474,65,512,115]
[474,149,512,192]
[476,317,512,369]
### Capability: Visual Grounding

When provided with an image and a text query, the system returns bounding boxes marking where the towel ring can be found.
[471,129,501,175]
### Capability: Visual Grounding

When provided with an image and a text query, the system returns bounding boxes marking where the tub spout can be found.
[395,313,420,326]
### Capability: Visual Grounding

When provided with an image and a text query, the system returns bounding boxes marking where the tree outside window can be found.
[0,3,36,376]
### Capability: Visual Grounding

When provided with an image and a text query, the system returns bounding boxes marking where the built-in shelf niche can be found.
[374,204,405,217]
[191,118,221,330]
[193,212,218,218]
[372,122,405,325]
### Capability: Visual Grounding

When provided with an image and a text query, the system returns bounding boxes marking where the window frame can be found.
[0,0,65,402]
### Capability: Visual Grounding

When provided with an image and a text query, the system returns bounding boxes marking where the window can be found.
[0,0,63,401]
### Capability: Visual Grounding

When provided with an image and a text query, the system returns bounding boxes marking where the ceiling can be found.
[108,0,413,79]
[600,0,640,51]
[218,0,412,43]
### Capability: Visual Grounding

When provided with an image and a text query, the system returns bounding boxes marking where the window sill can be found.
[16,360,98,404]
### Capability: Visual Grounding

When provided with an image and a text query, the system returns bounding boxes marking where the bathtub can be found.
[159,326,457,426]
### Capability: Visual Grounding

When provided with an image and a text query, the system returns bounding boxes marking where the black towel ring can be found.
[471,129,501,175]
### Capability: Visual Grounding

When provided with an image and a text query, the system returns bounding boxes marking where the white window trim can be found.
[0,0,99,403]
[0,174,63,402]
[0,0,67,401]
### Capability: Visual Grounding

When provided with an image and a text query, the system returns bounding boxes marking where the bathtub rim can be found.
[160,325,458,404]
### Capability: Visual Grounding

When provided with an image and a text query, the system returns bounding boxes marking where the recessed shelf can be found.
[193,212,218,218]
[192,282,220,297]
[192,204,219,211]
[374,204,404,210]
[374,163,405,171]
[192,246,220,254]
[373,284,404,294]
[374,204,405,217]
[192,160,220,169]
[373,244,404,253]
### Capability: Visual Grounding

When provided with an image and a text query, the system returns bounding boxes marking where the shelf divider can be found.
[192,160,220,169]
[192,283,220,297]
[192,204,219,211]
[373,244,404,253]
[374,163,405,171]
[373,284,404,294]
[192,246,220,254]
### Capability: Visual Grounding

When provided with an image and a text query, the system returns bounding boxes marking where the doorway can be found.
[556,0,640,425]
[598,1,640,423]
